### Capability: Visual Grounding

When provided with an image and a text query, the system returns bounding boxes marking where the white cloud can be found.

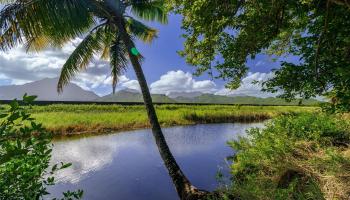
[84,71,277,98]
[72,74,141,96]
[74,71,278,98]
[150,70,216,95]
[0,40,276,98]
[215,72,277,98]
[120,79,141,92]
[0,38,141,96]
[0,38,114,93]
[255,60,267,67]
[61,37,83,54]
[0,46,66,84]
[72,73,110,91]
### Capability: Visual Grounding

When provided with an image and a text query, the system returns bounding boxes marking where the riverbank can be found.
[28,104,318,136]
[218,112,350,200]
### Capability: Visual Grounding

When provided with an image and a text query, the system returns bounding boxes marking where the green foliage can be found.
[225,113,350,200]
[0,0,94,51]
[0,95,83,200]
[321,89,350,114]
[131,0,168,23]
[168,0,350,111]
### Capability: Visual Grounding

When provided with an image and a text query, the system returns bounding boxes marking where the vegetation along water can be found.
[25,104,317,136]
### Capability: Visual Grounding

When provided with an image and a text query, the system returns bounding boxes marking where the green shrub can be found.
[225,113,350,200]
[0,95,83,200]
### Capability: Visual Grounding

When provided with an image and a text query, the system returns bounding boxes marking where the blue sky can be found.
[0,14,292,97]
[132,14,282,83]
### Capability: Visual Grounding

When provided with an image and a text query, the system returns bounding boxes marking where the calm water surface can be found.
[48,123,264,200]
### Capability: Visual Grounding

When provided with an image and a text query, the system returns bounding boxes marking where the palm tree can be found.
[0,0,207,199]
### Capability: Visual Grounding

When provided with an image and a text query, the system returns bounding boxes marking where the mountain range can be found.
[99,89,176,103]
[0,78,321,105]
[0,78,98,101]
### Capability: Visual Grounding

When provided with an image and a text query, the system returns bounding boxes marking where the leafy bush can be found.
[225,113,350,200]
[0,95,83,200]
[321,90,350,114]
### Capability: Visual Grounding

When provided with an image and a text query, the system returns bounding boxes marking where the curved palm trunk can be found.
[104,2,208,198]
[104,10,208,200]
[117,23,208,200]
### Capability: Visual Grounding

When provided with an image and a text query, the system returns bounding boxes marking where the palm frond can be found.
[101,45,110,60]
[24,35,52,52]
[110,35,128,93]
[129,0,168,24]
[0,3,25,50]
[57,26,106,93]
[0,0,95,51]
[100,24,115,60]
[126,17,158,43]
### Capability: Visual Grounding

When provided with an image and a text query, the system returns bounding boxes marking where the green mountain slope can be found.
[99,90,176,103]
[98,90,321,105]
[174,94,320,105]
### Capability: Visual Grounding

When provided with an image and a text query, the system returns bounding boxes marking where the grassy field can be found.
[20,104,319,136]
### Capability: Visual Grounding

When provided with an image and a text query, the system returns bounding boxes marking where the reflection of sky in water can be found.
[49,123,264,200]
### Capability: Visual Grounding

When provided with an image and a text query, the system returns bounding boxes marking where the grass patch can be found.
[218,113,350,200]
[5,104,318,136]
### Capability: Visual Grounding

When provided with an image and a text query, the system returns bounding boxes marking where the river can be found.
[48,122,264,200]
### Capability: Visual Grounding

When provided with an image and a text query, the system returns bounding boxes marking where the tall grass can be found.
[217,113,350,200]
[21,104,318,135]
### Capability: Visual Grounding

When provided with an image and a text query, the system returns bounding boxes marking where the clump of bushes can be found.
[0,95,83,200]
[224,113,350,200]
